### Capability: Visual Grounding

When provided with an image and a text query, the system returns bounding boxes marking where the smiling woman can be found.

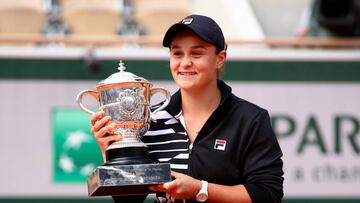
[168,30,225,96]
[167,30,224,145]
[89,14,284,203]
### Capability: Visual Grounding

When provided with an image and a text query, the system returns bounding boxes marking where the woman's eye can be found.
[172,52,182,57]
[192,52,202,57]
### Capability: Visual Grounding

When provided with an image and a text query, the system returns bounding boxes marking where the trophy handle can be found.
[76,89,99,115]
[150,87,171,121]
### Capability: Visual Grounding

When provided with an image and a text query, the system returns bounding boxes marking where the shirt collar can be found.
[166,80,232,117]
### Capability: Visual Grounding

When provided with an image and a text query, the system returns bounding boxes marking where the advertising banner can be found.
[52,108,103,183]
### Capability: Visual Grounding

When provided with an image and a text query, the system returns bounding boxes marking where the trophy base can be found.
[88,163,171,196]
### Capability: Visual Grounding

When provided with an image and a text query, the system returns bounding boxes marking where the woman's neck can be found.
[180,81,221,142]
[181,81,221,113]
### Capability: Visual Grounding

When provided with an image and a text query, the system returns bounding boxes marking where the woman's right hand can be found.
[90,111,122,162]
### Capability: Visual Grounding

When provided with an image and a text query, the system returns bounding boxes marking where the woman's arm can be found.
[150,171,252,203]
[242,110,284,203]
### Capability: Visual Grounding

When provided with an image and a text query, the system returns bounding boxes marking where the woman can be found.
[91,14,284,203]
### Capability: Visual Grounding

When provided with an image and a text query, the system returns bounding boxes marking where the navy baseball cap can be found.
[162,14,226,51]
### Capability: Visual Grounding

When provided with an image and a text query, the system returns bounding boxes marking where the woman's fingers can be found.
[90,111,122,162]
[98,133,122,146]
[96,122,117,138]
[90,111,105,126]
[91,116,112,135]
[163,180,177,191]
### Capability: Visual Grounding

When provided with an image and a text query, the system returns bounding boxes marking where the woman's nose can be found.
[180,56,192,67]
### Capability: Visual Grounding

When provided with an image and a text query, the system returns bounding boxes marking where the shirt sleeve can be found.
[242,110,284,203]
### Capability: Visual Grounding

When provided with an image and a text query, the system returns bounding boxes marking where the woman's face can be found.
[169,31,226,92]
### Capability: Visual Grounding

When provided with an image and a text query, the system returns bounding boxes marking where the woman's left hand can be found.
[149,171,202,200]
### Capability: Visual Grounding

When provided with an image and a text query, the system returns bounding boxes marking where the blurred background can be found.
[0,0,359,202]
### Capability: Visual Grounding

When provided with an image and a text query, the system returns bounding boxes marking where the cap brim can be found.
[162,23,193,48]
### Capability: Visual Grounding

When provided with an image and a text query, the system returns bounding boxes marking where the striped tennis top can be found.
[141,108,190,174]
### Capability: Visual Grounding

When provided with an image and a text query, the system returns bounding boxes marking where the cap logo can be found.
[181,18,193,25]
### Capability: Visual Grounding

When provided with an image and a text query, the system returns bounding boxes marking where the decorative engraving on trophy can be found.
[117,89,146,121]
[119,94,136,114]
[147,175,162,181]
[114,121,144,129]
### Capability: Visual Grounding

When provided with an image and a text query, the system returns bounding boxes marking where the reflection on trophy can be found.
[76,60,171,196]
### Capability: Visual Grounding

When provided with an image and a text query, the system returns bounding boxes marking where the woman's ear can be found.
[216,50,227,78]
[217,50,227,68]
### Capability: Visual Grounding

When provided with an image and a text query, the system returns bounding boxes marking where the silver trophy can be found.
[76,61,171,196]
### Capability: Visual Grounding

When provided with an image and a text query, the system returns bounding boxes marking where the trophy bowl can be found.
[76,61,171,196]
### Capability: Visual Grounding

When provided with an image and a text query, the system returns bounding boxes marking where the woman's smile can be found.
[178,71,197,76]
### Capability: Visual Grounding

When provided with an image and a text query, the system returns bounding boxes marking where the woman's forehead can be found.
[170,31,215,48]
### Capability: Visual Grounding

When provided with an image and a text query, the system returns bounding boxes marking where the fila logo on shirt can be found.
[214,139,227,151]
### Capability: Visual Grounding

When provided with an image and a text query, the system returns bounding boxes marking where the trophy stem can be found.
[107,137,147,149]
[105,136,154,166]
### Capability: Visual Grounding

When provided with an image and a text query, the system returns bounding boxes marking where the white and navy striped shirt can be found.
[141,109,190,174]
